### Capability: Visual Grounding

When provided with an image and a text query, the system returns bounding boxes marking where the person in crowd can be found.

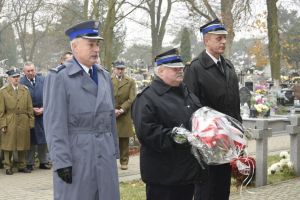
[60,51,73,64]
[0,68,34,175]
[184,18,242,200]
[131,48,205,200]
[20,61,51,170]
[43,20,120,200]
[111,60,136,170]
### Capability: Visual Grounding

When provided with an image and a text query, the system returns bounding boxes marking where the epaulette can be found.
[22,85,29,90]
[0,85,8,90]
[137,86,149,97]
[50,64,66,73]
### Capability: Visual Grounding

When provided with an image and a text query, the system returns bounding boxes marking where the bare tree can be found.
[11,0,55,62]
[266,0,280,84]
[128,0,174,65]
[184,0,251,57]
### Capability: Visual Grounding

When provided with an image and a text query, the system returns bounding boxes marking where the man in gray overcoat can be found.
[43,20,120,200]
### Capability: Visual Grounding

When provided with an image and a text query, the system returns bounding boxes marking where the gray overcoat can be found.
[43,59,120,200]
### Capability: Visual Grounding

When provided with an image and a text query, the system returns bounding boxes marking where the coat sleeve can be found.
[26,90,34,128]
[0,90,6,129]
[43,72,72,171]
[131,94,174,152]
[120,79,136,112]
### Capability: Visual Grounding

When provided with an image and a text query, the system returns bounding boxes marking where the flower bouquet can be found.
[187,107,247,165]
[172,107,255,189]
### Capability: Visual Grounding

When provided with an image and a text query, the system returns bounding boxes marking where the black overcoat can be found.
[131,77,205,186]
[184,51,242,122]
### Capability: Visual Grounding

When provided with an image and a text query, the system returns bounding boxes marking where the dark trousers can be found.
[146,183,194,200]
[194,163,231,200]
[119,137,129,165]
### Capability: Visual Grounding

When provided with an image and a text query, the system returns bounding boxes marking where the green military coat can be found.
[0,84,34,151]
[112,75,136,138]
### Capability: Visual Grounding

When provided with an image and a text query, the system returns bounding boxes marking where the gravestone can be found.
[245,81,254,91]
[239,86,252,106]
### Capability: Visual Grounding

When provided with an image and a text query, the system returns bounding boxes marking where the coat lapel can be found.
[95,65,108,110]
[66,60,98,97]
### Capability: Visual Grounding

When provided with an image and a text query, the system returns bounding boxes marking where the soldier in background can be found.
[111,61,136,170]
[0,68,34,175]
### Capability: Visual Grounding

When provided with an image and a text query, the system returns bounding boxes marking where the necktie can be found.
[30,79,35,86]
[88,68,93,79]
[89,68,93,79]
[217,61,224,73]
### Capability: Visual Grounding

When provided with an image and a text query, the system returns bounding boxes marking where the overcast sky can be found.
[123,0,299,48]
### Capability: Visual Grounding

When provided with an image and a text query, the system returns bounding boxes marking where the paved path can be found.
[0,133,298,200]
[1,155,300,200]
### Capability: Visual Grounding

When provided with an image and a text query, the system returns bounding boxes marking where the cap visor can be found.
[82,35,104,40]
[164,62,185,68]
[208,30,228,35]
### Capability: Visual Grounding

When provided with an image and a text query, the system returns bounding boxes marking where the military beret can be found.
[65,20,103,40]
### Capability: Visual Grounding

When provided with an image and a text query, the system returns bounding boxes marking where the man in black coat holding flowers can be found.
[184,19,242,200]
[132,48,206,200]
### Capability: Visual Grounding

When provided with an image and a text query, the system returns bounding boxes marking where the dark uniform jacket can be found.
[20,74,46,145]
[184,50,242,122]
[131,77,204,186]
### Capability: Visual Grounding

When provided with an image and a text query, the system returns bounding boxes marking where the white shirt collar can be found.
[79,63,92,74]
[206,50,221,64]
[26,76,35,82]
[12,84,18,90]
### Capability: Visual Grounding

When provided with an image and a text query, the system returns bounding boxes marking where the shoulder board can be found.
[137,86,149,97]
[50,64,66,73]
[0,85,8,90]
[22,85,29,90]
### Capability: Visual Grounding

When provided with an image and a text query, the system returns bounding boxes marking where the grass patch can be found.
[267,154,296,184]
[120,180,146,200]
[120,155,296,199]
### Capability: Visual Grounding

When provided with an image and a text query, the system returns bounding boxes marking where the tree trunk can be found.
[102,0,116,71]
[221,0,235,58]
[266,0,281,83]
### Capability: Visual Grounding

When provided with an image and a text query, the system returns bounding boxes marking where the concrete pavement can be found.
[1,137,300,200]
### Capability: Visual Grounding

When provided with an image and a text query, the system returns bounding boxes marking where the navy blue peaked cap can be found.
[200,18,228,35]
[155,48,184,68]
[65,20,103,40]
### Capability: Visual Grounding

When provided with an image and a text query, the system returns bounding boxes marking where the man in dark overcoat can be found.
[20,61,51,170]
[132,48,205,200]
[111,61,136,170]
[184,19,242,200]
[43,20,120,200]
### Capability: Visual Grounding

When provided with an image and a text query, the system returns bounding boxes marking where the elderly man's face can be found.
[72,38,100,67]
[204,33,227,58]
[23,64,36,80]
[158,66,184,87]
